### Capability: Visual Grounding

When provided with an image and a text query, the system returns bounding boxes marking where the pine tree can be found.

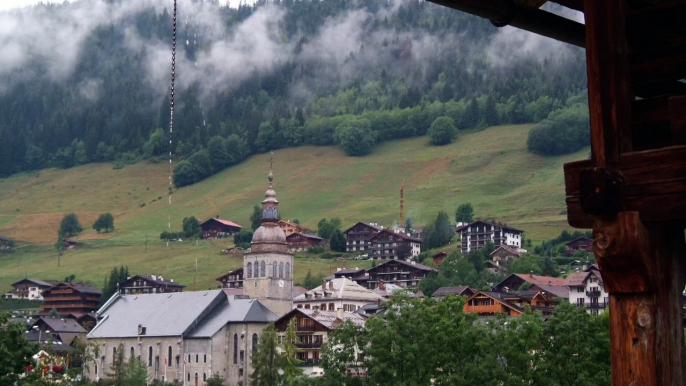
[250,206,262,231]
[249,324,284,386]
[484,95,499,127]
[282,319,304,383]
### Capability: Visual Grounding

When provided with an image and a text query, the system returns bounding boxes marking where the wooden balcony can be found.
[296,325,315,333]
[586,302,607,309]
[296,341,323,349]
[586,290,601,297]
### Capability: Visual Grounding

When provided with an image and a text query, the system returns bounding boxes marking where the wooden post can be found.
[594,212,686,386]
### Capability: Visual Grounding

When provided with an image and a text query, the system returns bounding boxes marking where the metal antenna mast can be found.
[167,0,177,247]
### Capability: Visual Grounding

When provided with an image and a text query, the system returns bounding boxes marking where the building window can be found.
[95,363,98,377]
[279,262,284,278]
[252,333,258,353]
[187,373,190,382]
[188,354,191,364]
[286,263,290,279]
[168,346,172,367]
[273,261,278,277]
[233,334,238,364]
[254,262,259,278]
[259,261,265,277]
[148,347,153,367]
[113,347,117,363]
[203,354,207,363]
[329,303,334,311]
[240,350,244,362]
[204,373,207,382]
[247,263,252,278]
[195,354,199,363]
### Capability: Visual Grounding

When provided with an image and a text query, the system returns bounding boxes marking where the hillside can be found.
[0,124,588,293]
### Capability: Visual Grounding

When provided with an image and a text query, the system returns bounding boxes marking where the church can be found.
[86,158,293,385]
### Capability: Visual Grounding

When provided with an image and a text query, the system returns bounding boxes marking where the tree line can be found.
[0,0,588,180]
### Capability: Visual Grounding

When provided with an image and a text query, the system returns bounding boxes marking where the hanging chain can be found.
[168,0,177,244]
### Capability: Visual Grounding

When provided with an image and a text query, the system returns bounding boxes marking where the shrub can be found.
[307,246,325,254]
[427,116,457,145]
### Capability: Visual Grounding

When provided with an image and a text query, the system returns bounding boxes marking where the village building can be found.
[344,222,383,253]
[199,216,242,239]
[492,273,566,293]
[324,267,370,288]
[433,286,475,298]
[528,283,569,300]
[277,220,310,236]
[365,260,437,290]
[216,268,244,289]
[294,278,383,312]
[39,282,102,316]
[369,229,422,260]
[30,317,87,347]
[65,312,98,330]
[456,220,524,254]
[463,290,560,317]
[62,239,78,249]
[242,160,294,317]
[286,232,326,252]
[3,278,53,300]
[490,245,521,262]
[119,275,185,295]
[432,251,448,266]
[485,260,508,275]
[0,235,13,250]
[274,308,365,377]
[373,281,423,298]
[564,237,594,256]
[293,286,309,298]
[564,265,608,315]
[86,290,277,385]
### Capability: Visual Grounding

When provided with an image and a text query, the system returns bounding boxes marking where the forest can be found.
[0,0,589,181]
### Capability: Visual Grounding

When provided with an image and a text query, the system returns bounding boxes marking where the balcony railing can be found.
[586,302,607,309]
[296,341,323,349]
[296,325,315,333]
[297,359,322,366]
[586,290,601,297]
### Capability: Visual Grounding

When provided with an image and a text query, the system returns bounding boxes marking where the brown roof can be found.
[216,267,244,282]
[368,259,436,273]
[530,284,569,299]
[370,229,422,243]
[490,245,521,257]
[433,286,473,297]
[276,308,366,331]
[512,274,566,286]
[564,272,590,286]
[45,282,101,296]
[200,218,242,228]
[343,222,383,233]
[286,232,324,241]
[564,237,594,246]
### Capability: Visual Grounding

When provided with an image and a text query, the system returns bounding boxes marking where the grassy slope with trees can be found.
[0,124,588,294]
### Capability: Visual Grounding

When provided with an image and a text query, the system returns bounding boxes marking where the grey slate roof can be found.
[88,290,276,339]
[11,278,53,288]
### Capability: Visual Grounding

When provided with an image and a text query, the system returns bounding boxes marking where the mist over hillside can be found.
[0,0,586,177]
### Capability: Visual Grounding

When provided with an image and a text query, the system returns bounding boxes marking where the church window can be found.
[273,261,278,277]
[279,262,284,278]
[254,261,259,278]
[261,261,266,277]
[233,334,238,364]
[286,263,291,279]
[252,334,258,352]
[247,263,252,278]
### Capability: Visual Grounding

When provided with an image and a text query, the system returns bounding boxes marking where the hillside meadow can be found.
[0,124,588,293]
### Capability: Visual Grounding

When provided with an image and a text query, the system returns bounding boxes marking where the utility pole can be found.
[399,178,405,229]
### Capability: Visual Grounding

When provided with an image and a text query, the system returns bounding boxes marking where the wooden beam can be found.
[584,0,633,166]
[593,212,686,386]
[669,96,686,144]
[426,0,585,47]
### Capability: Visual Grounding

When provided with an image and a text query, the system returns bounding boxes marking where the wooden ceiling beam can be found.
[427,0,585,47]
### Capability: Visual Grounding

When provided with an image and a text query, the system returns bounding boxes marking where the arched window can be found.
[148,347,153,367]
[204,373,207,382]
[254,261,259,278]
[130,347,135,359]
[94,363,98,377]
[260,261,266,277]
[187,373,190,382]
[247,262,252,278]
[286,262,291,279]
[195,354,198,363]
[273,261,278,277]
[233,334,238,364]
[187,354,191,364]
[279,262,284,278]
[203,354,207,363]
[252,333,258,353]
[168,346,172,367]
[113,346,117,363]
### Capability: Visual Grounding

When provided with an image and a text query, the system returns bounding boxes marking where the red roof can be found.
[201,218,242,228]
[512,274,566,286]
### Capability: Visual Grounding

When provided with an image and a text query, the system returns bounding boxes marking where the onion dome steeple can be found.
[262,151,279,223]
[251,151,288,253]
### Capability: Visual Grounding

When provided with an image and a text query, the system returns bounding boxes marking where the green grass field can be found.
[0,124,588,294]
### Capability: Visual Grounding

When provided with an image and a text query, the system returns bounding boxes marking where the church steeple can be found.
[262,151,279,222]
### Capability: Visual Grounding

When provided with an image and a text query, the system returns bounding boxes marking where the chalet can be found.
[199,216,242,239]
[432,251,448,266]
[119,275,184,295]
[63,239,78,249]
[464,291,523,317]
[499,290,560,316]
[216,268,244,289]
[564,237,594,256]
[484,260,508,275]
[3,278,53,300]
[373,281,422,298]
[492,273,566,293]
[456,220,524,254]
[344,222,382,253]
[490,245,521,262]
[528,283,569,300]
[369,229,422,260]
[293,278,383,312]
[365,259,436,290]
[278,220,309,236]
[286,232,326,252]
[40,282,102,316]
[30,317,87,347]
[433,286,475,298]
[564,265,608,315]
[65,312,98,329]
[275,308,365,377]
[0,236,12,250]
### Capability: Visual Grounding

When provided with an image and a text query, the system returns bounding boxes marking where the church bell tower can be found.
[243,152,293,317]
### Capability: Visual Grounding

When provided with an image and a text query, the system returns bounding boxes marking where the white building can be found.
[294,278,383,312]
[456,220,524,254]
[2,278,52,301]
[564,264,609,315]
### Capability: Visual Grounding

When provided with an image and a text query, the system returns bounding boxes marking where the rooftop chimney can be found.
[329,281,334,290]
[336,308,344,321]
[322,280,326,290]
[337,268,342,272]
[216,215,220,219]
